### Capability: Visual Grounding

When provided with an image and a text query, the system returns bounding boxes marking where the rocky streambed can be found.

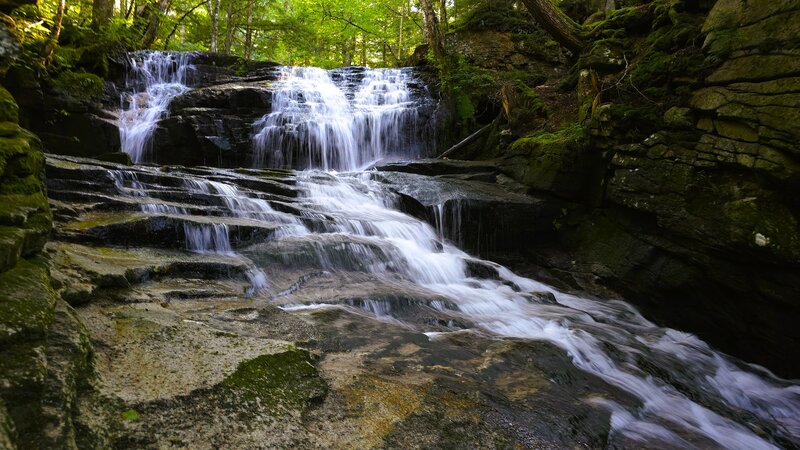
[30,153,798,449]
[41,154,630,448]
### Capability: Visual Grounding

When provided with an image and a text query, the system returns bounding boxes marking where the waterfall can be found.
[106,53,800,448]
[287,171,800,449]
[118,51,193,163]
[252,66,424,171]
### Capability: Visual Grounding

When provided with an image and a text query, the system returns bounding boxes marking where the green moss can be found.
[0,226,25,273]
[49,70,105,103]
[453,0,537,34]
[505,125,599,200]
[0,258,58,344]
[454,92,475,122]
[593,5,653,35]
[511,125,586,151]
[0,87,19,124]
[503,80,549,134]
[63,211,141,231]
[220,348,327,415]
[629,51,672,88]
[120,409,140,421]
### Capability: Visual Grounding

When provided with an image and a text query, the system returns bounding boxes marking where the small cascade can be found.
[286,171,800,449]
[252,66,424,171]
[183,178,309,237]
[184,223,233,254]
[118,51,193,163]
[108,168,272,296]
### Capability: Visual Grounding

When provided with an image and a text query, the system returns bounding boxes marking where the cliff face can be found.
[598,0,800,376]
[448,0,800,377]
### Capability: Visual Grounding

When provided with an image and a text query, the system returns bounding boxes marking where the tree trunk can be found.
[419,0,446,61]
[43,0,66,62]
[439,0,448,33]
[244,0,253,59]
[163,0,207,49]
[223,0,235,54]
[141,0,168,47]
[92,0,114,28]
[342,39,352,66]
[397,5,404,61]
[519,0,585,53]
[360,32,367,66]
[207,0,220,52]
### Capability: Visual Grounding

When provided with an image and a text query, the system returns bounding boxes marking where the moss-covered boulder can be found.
[502,125,601,202]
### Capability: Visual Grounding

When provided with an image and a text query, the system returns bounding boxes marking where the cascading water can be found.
[108,52,800,448]
[118,51,193,163]
[252,66,424,171]
[286,172,800,449]
[109,168,287,296]
[248,63,798,449]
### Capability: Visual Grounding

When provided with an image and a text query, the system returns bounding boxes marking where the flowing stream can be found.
[115,52,800,449]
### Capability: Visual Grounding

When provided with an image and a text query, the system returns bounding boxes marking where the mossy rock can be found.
[579,39,626,71]
[0,257,57,344]
[0,86,19,124]
[723,196,800,260]
[0,125,52,260]
[506,125,599,201]
[76,44,112,78]
[0,262,99,449]
[453,0,539,34]
[220,348,327,415]
[49,70,104,104]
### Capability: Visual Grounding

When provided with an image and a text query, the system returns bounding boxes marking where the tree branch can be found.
[163,0,207,49]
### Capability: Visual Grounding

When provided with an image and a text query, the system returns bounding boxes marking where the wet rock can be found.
[526,291,557,304]
[185,53,281,87]
[510,0,800,378]
[374,169,560,258]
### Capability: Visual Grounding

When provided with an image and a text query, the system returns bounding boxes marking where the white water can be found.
[288,172,800,449]
[249,65,798,448]
[109,169,271,296]
[112,53,800,447]
[252,67,422,171]
[118,51,192,163]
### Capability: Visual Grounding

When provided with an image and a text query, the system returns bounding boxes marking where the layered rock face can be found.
[600,0,799,377]
[482,0,800,377]
[148,54,282,167]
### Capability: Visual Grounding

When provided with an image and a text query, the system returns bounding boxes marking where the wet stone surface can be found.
[42,154,800,449]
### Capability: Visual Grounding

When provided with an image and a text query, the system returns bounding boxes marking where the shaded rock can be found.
[501,125,602,203]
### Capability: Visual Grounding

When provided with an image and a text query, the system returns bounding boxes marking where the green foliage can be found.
[453,0,537,34]
[439,56,495,123]
[502,79,549,133]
